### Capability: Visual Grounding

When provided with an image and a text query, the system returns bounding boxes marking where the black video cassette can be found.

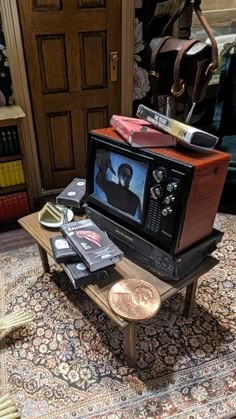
[56,178,86,210]
[86,206,223,280]
[60,218,124,272]
[50,236,80,263]
[63,262,108,288]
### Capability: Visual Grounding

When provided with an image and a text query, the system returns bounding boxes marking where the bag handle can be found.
[194,2,218,71]
[172,39,200,97]
[161,0,218,72]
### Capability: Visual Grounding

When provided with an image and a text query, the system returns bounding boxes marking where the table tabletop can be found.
[19,211,218,328]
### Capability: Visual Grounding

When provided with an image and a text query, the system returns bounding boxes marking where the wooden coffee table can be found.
[18,212,218,366]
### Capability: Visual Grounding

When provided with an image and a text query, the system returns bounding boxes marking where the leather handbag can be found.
[149,0,219,120]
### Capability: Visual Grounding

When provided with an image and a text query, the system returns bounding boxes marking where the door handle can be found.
[109,51,119,82]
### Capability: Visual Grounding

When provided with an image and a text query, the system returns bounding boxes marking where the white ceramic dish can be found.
[38,206,74,228]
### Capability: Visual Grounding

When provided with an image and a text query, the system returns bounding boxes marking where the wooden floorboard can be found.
[0,227,35,253]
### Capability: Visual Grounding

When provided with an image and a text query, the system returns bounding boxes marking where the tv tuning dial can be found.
[150,185,163,199]
[164,194,175,205]
[153,167,167,182]
[162,206,173,216]
[166,182,178,192]
[154,185,164,197]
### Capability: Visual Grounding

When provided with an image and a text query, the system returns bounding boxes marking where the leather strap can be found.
[192,57,212,103]
[194,3,218,70]
[150,36,171,70]
[172,39,200,97]
[149,36,171,100]
[161,0,218,71]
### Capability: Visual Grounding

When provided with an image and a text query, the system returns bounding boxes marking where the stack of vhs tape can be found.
[50,219,123,288]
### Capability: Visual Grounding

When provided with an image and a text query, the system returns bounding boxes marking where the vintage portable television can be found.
[85,128,230,255]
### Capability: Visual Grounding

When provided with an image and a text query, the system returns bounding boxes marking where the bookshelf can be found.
[0,105,30,224]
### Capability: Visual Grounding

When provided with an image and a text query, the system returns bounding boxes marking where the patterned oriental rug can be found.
[0,213,235,419]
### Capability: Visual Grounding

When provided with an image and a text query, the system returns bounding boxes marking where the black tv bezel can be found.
[86,132,194,253]
[86,134,153,231]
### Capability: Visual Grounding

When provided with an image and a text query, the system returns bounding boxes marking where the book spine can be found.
[14,160,25,184]
[15,192,23,217]
[1,130,8,155]
[9,194,15,219]
[22,191,29,215]
[0,196,7,220]
[3,162,11,186]
[4,195,11,219]
[8,161,17,185]
[0,163,7,187]
[6,128,14,154]
[13,160,21,184]
[12,127,20,154]
[9,194,18,218]
[15,193,24,218]
[0,196,3,219]
[19,160,26,184]
[0,133,4,156]
[3,195,11,219]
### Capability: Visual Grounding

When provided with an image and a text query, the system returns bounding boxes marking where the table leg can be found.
[183,278,198,318]
[124,322,137,367]
[37,244,50,273]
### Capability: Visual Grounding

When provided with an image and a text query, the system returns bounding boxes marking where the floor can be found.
[0,227,35,253]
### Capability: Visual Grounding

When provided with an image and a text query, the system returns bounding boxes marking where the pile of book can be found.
[0,126,20,156]
[0,160,25,187]
[50,218,123,289]
[0,191,29,220]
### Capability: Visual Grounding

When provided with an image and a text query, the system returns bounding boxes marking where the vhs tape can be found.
[56,178,86,209]
[63,262,108,288]
[50,236,79,263]
[60,218,124,272]
[136,104,219,151]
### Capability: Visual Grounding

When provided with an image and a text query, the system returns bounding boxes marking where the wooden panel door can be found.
[17,0,121,189]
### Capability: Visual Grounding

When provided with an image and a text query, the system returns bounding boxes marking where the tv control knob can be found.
[162,206,173,216]
[154,185,163,198]
[164,194,175,204]
[153,167,167,182]
[150,185,163,199]
[166,182,178,192]
[150,186,158,200]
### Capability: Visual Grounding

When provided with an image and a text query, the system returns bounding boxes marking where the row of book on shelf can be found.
[0,159,25,187]
[0,191,29,221]
[0,126,20,156]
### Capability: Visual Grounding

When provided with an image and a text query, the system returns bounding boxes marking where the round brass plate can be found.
[108,278,161,322]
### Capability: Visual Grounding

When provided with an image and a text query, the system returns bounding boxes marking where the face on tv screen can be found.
[93,148,148,222]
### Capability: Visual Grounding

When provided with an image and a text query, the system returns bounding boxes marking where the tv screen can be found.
[92,147,149,222]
